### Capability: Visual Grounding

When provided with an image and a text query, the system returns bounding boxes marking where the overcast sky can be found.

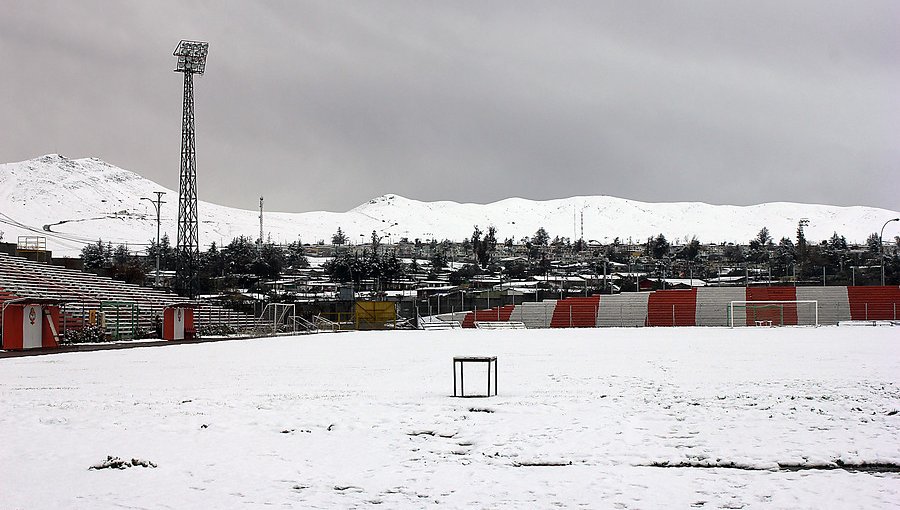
[1,1,898,213]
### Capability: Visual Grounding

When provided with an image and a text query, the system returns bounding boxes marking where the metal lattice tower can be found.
[173,40,208,297]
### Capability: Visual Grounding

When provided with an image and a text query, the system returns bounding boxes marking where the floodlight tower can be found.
[173,40,209,297]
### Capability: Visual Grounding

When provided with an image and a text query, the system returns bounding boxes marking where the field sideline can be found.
[1,327,898,508]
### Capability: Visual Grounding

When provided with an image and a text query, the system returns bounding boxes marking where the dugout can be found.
[163,303,196,340]
[1,298,63,350]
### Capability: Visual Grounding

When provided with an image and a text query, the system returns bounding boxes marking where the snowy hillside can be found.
[1,154,896,256]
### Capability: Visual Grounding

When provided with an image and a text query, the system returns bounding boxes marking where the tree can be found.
[285,240,309,269]
[723,244,745,263]
[429,252,448,275]
[866,233,881,254]
[532,227,549,247]
[370,230,382,253]
[679,236,701,262]
[332,228,348,245]
[503,259,529,280]
[470,226,483,264]
[748,228,773,263]
[477,225,498,268]
[648,234,669,259]
[448,263,480,285]
[828,232,848,252]
[109,244,147,285]
[254,243,286,279]
[756,227,772,247]
[223,236,257,275]
[81,240,111,270]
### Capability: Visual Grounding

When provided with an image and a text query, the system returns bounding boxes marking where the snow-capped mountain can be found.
[1,155,896,256]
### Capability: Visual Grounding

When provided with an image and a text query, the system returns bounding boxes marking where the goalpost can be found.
[255,303,297,336]
[728,300,818,328]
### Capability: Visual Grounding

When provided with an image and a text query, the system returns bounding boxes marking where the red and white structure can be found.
[2,298,62,350]
[455,286,900,329]
[163,304,196,341]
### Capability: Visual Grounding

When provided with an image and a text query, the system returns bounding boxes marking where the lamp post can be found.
[141,191,166,287]
[880,218,899,286]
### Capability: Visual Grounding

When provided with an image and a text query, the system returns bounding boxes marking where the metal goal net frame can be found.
[728,300,818,328]
[255,303,297,336]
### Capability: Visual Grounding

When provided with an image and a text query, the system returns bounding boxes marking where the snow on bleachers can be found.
[0,253,255,334]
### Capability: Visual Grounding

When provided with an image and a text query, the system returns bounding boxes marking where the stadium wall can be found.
[459,286,900,328]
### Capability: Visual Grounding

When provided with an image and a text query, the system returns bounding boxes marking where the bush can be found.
[61,325,107,344]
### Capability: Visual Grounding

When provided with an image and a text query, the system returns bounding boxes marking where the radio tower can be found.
[173,40,209,298]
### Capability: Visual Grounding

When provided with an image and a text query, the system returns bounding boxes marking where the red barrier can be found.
[461,305,516,328]
[550,296,601,328]
[744,287,798,326]
[647,289,697,326]
[847,286,900,321]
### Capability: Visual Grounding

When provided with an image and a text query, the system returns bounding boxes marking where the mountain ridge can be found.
[1,155,896,256]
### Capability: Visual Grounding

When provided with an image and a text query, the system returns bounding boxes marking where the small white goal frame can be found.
[256,303,297,335]
[728,300,818,328]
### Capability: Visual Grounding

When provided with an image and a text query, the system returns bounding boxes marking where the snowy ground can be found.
[1,327,898,509]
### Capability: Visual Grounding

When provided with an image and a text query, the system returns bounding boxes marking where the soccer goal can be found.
[728,300,818,328]
[255,303,297,336]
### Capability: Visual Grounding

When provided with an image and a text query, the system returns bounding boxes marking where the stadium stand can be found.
[596,293,650,327]
[461,305,516,328]
[695,287,746,327]
[646,289,697,327]
[745,287,798,326]
[796,286,851,325]
[550,296,601,328]
[847,286,900,321]
[0,253,256,340]
[508,300,557,329]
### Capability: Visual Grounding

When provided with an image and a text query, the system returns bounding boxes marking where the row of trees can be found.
[81,221,900,291]
[81,235,308,292]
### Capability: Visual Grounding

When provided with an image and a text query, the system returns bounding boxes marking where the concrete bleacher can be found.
[551,296,601,328]
[461,305,515,328]
[847,286,900,321]
[596,293,649,327]
[695,287,746,327]
[508,300,557,329]
[646,289,697,327]
[796,286,850,325]
[0,253,256,337]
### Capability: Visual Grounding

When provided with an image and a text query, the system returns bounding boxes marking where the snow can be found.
[1,327,898,508]
[1,154,898,256]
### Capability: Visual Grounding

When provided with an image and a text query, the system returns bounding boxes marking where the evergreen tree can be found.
[285,240,309,269]
[532,227,549,247]
[332,228,348,245]
[81,240,111,270]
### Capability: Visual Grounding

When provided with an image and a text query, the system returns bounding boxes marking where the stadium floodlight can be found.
[174,40,209,75]
[173,39,209,298]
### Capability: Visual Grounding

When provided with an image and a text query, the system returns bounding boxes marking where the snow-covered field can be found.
[2,327,898,509]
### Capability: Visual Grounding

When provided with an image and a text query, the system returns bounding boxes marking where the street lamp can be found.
[880,218,899,286]
[141,191,166,287]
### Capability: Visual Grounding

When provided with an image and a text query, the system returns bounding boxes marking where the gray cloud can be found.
[1,0,897,213]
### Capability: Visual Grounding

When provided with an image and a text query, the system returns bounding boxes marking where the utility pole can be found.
[141,191,166,287]
[258,196,264,254]
[881,218,899,286]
